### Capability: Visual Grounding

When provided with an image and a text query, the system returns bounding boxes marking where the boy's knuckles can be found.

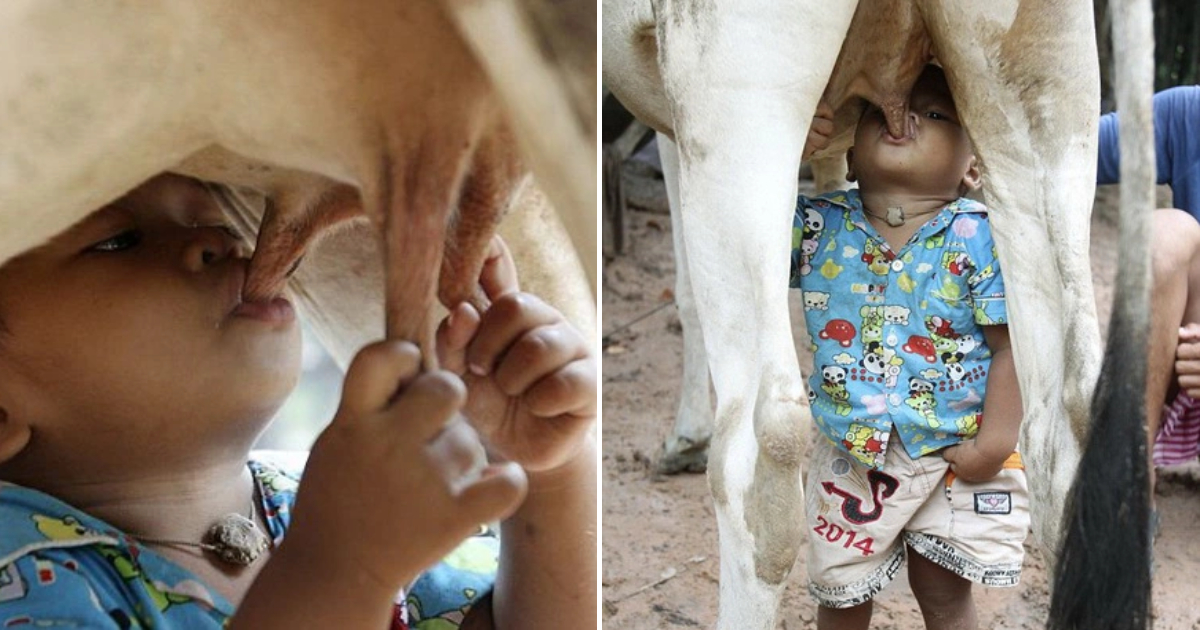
[427,420,487,478]
[492,329,564,392]
[398,371,467,409]
[530,360,596,415]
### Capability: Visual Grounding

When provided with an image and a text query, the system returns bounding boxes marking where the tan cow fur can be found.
[0,0,595,361]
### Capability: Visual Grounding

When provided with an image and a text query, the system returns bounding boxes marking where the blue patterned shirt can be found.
[0,453,497,628]
[790,190,1008,468]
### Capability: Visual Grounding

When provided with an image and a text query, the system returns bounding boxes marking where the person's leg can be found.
[1146,209,1200,447]
[817,602,872,630]
[906,547,976,630]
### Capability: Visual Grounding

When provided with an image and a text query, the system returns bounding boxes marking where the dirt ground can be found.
[601,152,1200,629]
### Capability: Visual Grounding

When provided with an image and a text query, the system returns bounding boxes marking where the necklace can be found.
[863,205,941,227]
[131,495,270,567]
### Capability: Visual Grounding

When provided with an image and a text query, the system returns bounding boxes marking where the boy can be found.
[792,65,1028,630]
[0,173,596,628]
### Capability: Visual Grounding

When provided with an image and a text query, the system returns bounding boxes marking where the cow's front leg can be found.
[654,2,856,626]
[657,133,715,474]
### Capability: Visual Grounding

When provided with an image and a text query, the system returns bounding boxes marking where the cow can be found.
[0,0,596,367]
[605,0,1107,627]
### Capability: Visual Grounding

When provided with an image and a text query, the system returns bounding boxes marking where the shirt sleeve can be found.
[1155,85,1200,215]
[1096,86,1193,191]
[0,556,121,629]
[965,215,1008,326]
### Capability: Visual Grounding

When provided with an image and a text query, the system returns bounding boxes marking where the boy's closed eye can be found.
[84,223,238,254]
[87,229,143,253]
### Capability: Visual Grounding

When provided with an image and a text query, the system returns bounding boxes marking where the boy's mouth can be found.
[880,112,917,144]
[226,263,295,325]
[232,297,295,324]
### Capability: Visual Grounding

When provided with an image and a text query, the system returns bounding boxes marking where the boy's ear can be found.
[0,409,31,465]
[960,156,982,192]
[845,148,857,183]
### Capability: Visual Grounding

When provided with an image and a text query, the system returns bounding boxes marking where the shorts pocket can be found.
[946,455,1031,542]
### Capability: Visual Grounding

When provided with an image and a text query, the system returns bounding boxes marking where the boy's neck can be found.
[28,455,258,544]
[857,186,959,221]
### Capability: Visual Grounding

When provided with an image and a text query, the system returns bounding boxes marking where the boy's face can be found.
[850,66,978,196]
[0,174,301,481]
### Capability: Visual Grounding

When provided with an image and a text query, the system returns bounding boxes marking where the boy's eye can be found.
[925,110,947,121]
[88,230,142,253]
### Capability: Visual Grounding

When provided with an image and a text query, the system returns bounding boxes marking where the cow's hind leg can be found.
[921,0,1100,556]
[657,133,714,475]
[654,2,856,626]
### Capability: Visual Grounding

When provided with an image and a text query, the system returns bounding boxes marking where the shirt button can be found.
[891,259,904,272]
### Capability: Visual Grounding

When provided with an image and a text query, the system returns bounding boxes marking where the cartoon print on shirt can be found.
[804,291,831,311]
[798,207,825,276]
[904,378,940,429]
[883,305,910,326]
[841,424,887,467]
[821,366,852,416]
[941,250,972,276]
[859,306,884,348]
[861,344,903,389]
[819,319,857,347]
[902,335,938,363]
[0,564,26,603]
[32,514,194,614]
[860,240,892,276]
[956,412,981,438]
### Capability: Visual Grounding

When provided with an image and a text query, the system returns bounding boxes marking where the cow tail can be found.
[1048,311,1152,629]
[1048,0,1155,627]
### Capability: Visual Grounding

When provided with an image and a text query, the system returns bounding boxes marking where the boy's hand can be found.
[283,341,528,592]
[802,100,835,161]
[941,439,1008,483]
[437,236,596,473]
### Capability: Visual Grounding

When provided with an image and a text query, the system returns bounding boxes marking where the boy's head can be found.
[847,64,981,198]
[0,174,301,487]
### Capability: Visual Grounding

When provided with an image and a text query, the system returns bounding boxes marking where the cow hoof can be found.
[657,436,710,474]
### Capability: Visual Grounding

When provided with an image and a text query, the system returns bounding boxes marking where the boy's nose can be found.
[183,226,246,271]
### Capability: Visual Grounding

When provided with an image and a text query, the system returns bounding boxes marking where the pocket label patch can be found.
[974,492,1011,515]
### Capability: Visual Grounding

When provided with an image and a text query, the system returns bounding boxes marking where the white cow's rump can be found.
[0,0,595,362]
[605,0,1101,626]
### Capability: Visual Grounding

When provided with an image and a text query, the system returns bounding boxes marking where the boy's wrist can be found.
[522,434,597,496]
[972,428,1017,462]
[271,531,414,601]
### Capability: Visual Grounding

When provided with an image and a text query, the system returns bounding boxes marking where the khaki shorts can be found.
[804,433,1030,608]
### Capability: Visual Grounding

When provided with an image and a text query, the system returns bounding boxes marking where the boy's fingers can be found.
[337,340,422,419]
[427,417,488,483]
[436,303,482,374]
[523,359,598,420]
[466,293,560,376]
[492,323,587,397]
[385,371,468,441]
[455,462,529,525]
[1181,323,1200,341]
[479,236,520,301]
